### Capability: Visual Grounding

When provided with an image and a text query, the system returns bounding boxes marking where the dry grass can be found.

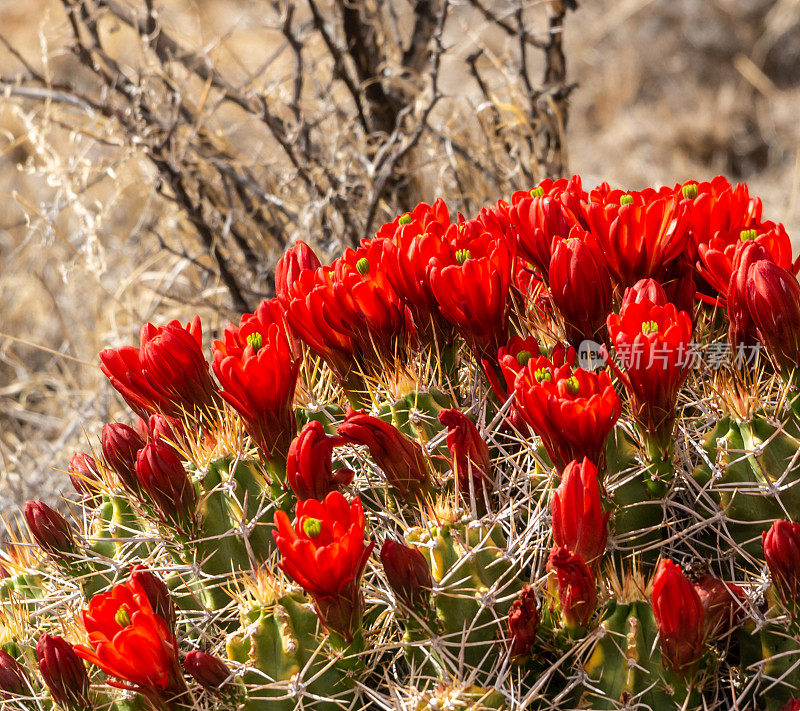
[0,0,799,517]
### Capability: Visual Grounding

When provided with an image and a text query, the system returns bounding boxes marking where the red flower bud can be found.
[134,443,196,529]
[286,420,351,501]
[763,520,800,606]
[102,422,145,492]
[652,559,706,675]
[693,573,744,638]
[36,634,91,709]
[275,240,321,305]
[746,261,800,373]
[781,699,800,711]
[726,242,770,348]
[547,547,597,630]
[507,585,539,660]
[99,316,217,419]
[437,409,491,497]
[146,414,188,450]
[380,539,432,610]
[184,651,231,694]
[24,501,75,559]
[0,650,28,699]
[551,458,609,568]
[67,452,101,499]
[548,228,612,347]
[337,410,430,499]
[130,565,176,629]
[621,278,668,310]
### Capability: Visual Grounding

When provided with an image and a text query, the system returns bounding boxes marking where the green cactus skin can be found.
[693,414,800,558]
[226,592,349,711]
[404,521,524,681]
[295,406,345,435]
[580,599,697,710]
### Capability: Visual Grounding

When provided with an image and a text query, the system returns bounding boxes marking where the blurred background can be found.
[1,0,799,515]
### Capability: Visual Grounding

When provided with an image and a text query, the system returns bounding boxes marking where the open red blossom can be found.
[74,572,185,699]
[548,227,612,347]
[429,217,515,360]
[337,410,430,499]
[213,298,300,460]
[275,240,321,306]
[286,420,352,501]
[513,346,621,472]
[548,547,597,630]
[378,199,453,331]
[99,316,218,420]
[652,559,706,675]
[746,261,800,375]
[607,297,693,448]
[437,409,491,498]
[763,520,800,607]
[551,458,609,569]
[584,188,690,289]
[273,492,373,640]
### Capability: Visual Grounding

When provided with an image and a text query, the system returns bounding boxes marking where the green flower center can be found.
[534,367,552,383]
[516,350,532,367]
[740,228,757,242]
[115,607,131,628]
[356,258,370,275]
[303,518,322,539]
[563,375,580,395]
[619,194,633,206]
[530,186,545,198]
[246,332,263,353]
[398,213,412,226]
[681,183,698,200]
[641,320,659,335]
[455,249,471,265]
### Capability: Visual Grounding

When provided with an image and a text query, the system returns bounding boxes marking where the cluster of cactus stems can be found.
[4,175,800,710]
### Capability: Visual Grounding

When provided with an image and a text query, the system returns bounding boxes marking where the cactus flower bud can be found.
[380,539,432,610]
[275,240,321,305]
[693,573,744,638]
[763,520,800,606]
[130,565,176,629]
[102,422,145,492]
[507,585,539,660]
[780,699,800,711]
[24,501,75,559]
[67,452,101,499]
[651,559,706,675]
[620,278,669,310]
[746,261,800,373]
[548,228,613,347]
[337,410,430,499]
[184,651,231,693]
[0,650,28,699]
[146,414,188,450]
[286,420,352,501]
[36,634,91,709]
[134,443,196,530]
[551,458,609,569]
[548,547,597,631]
[437,409,491,498]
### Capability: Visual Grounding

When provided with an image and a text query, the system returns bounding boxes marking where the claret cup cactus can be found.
[4,175,800,709]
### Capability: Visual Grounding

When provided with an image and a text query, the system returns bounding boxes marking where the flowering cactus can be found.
[4,174,800,710]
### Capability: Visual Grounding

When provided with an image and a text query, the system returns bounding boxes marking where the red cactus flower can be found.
[74,572,185,699]
[693,573,744,638]
[429,217,515,360]
[337,410,431,499]
[606,296,693,448]
[652,559,706,675]
[37,634,91,710]
[746,261,800,374]
[437,409,491,498]
[135,442,196,530]
[621,278,668,310]
[273,492,374,641]
[145,414,189,451]
[513,346,621,472]
[380,539,432,610]
[99,316,218,419]
[212,298,300,460]
[548,227,612,347]
[24,501,75,560]
[0,650,29,699]
[763,519,800,606]
[102,422,145,492]
[781,699,800,711]
[548,547,597,630]
[286,420,352,501]
[275,240,321,305]
[726,242,771,348]
[130,565,176,629]
[68,451,101,499]
[184,650,232,694]
[551,458,609,569]
[507,585,540,660]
